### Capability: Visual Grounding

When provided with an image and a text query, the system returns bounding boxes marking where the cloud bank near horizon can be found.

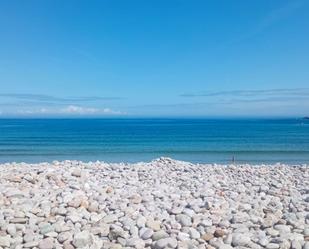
[180,88,309,98]
[0,88,308,117]
[0,93,124,117]
[0,105,123,117]
[0,93,122,103]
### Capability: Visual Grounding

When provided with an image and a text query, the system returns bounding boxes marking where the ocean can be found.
[0,118,308,164]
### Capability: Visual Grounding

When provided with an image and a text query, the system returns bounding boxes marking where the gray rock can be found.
[303,242,309,249]
[139,228,154,240]
[266,243,280,249]
[274,224,291,234]
[152,230,169,241]
[23,241,40,248]
[188,227,200,239]
[154,237,178,249]
[7,224,16,236]
[38,238,54,249]
[57,232,72,243]
[73,231,93,248]
[219,245,234,249]
[232,233,251,247]
[0,235,11,247]
[103,214,118,224]
[176,214,192,227]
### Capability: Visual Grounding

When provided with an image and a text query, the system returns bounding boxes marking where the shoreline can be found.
[1,157,308,167]
[0,158,308,248]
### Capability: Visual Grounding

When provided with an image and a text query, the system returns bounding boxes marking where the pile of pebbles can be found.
[0,158,308,249]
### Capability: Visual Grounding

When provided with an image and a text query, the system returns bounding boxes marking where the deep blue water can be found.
[0,118,308,164]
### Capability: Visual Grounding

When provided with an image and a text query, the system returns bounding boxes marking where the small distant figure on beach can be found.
[232,156,235,163]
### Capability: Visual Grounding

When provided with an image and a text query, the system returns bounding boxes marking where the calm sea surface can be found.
[0,118,308,164]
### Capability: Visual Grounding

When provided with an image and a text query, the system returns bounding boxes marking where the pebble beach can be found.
[0,158,308,249]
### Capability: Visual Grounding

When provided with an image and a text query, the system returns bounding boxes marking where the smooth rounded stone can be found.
[39,238,54,249]
[303,242,309,249]
[287,233,304,242]
[177,232,190,241]
[68,198,83,208]
[232,233,251,247]
[258,237,269,246]
[109,225,126,240]
[54,224,71,233]
[274,224,291,234]
[125,238,145,248]
[154,237,178,249]
[139,228,154,240]
[200,219,212,227]
[71,169,82,177]
[67,214,81,223]
[129,194,142,204]
[129,225,139,237]
[183,208,195,217]
[14,210,26,218]
[219,245,233,249]
[201,233,214,241]
[23,174,35,183]
[56,207,67,216]
[103,214,118,224]
[90,213,105,223]
[279,240,291,249]
[73,231,93,248]
[146,219,161,231]
[63,241,75,249]
[108,243,123,249]
[231,213,250,223]
[5,189,25,198]
[176,214,192,227]
[177,240,199,249]
[117,237,126,246]
[39,223,54,235]
[291,240,302,249]
[44,232,58,239]
[188,228,200,239]
[170,206,184,214]
[7,224,16,236]
[152,230,169,241]
[23,232,36,243]
[98,224,110,237]
[0,235,11,247]
[214,229,225,238]
[209,238,225,248]
[224,234,233,245]
[23,241,39,248]
[10,218,27,224]
[266,228,280,236]
[266,243,280,249]
[88,201,99,212]
[263,214,279,228]
[136,216,147,228]
[57,232,72,243]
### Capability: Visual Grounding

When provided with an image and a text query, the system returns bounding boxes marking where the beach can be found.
[0,158,308,249]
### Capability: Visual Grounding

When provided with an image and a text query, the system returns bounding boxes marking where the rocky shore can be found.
[0,158,308,249]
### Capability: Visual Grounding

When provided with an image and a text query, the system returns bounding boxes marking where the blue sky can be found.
[0,0,309,117]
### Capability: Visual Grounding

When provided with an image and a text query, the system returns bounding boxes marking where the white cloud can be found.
[61,105,99,114]
[5,105,123,116]
[60,105,123,115]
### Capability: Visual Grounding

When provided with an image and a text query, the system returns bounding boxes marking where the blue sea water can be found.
[0,118,308,164]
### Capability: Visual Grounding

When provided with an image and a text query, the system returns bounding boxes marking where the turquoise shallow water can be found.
[0,118,308,164]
